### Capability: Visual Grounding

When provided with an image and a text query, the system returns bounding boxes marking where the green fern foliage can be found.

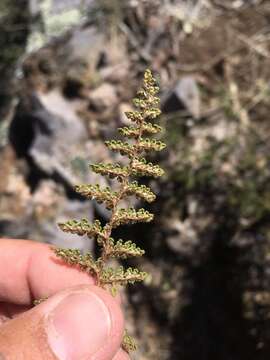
[54,70,163,288]
[55,69,165,287]
[54,70,165,349]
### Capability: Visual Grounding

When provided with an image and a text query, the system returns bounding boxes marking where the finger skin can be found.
[0,239,94,305]
[113,349,131,360]
[0,285,124,360]
[0,239,125,359]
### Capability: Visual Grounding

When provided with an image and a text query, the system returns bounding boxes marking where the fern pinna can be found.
[53,70,165,349]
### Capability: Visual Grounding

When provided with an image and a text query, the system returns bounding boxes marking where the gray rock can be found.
[31,90,87,184]
[66,26,105,80]
[51,0,92,14]
[29,0,41,17]
[163,76,200,119]
[0,178,94,252]
[43,198,94,251]
[10,90,93,187]
[165,217,200,256]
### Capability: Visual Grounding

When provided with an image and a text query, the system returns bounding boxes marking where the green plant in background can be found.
[53,69,166,352]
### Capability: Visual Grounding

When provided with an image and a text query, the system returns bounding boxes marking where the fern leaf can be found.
[137,138,166,152]
[122,331,137,353]
[108,239,145,259]
[131,158,164,177]
[144,107,162,119]
[112,208,154,228]
[118,123,162,138]
[125,181,156,203]
[90,163,129,179]
[124,110,144,123]
[100,266,147,286]
[105,138,165,157]
[53,248,99,276]
[58,219,103,237]
[75,184,117,209]
[105,140,134,157]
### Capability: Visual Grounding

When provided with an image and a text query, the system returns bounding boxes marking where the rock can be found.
[9,90,93,187]
[100,63,130,84]
[88,83,118,112]
[65,27,106,86]
[163,76,200,119]
[27,0,96,53]
[165,217,199,255]
[0,178,94,252]
[29,0,41,17]
[50,0,93,14]
[32,180,94,251]
[31,90,87,184]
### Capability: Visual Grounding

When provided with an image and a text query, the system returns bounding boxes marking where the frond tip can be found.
[122,331,137,353]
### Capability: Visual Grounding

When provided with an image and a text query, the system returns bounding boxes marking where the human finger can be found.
[0,285,125,360]
[0,239,94,305]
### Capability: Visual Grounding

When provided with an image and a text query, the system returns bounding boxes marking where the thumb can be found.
[0,285,125,360]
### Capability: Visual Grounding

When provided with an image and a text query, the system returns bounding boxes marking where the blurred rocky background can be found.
[1,0,270,359]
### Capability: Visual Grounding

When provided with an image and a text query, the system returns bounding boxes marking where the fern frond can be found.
[90,163,129,179]
[53,248,99,276]
[137,138,166,152]
[108,239,145,259]
[105,140,134,157]
[118,123,162,138]
[124,110,144,123]
[132,69,161,110]
[112,208,154,228]
[144,107,162,119]
[125,181,156,203]
[122,331,137,353]
[75,184,117,209]
[131,158,164,177]
[55,70,166,353]
[105,138,165,157]
[100,266,147,286]
[58,219,103,238]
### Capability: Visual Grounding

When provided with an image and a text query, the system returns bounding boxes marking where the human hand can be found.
[0,239,130,360]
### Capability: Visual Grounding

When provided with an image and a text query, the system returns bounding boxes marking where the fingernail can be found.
[46,292,111,360]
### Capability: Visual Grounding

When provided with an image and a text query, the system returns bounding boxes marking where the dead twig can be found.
[236,32,270,59]
[118,22,152,62]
